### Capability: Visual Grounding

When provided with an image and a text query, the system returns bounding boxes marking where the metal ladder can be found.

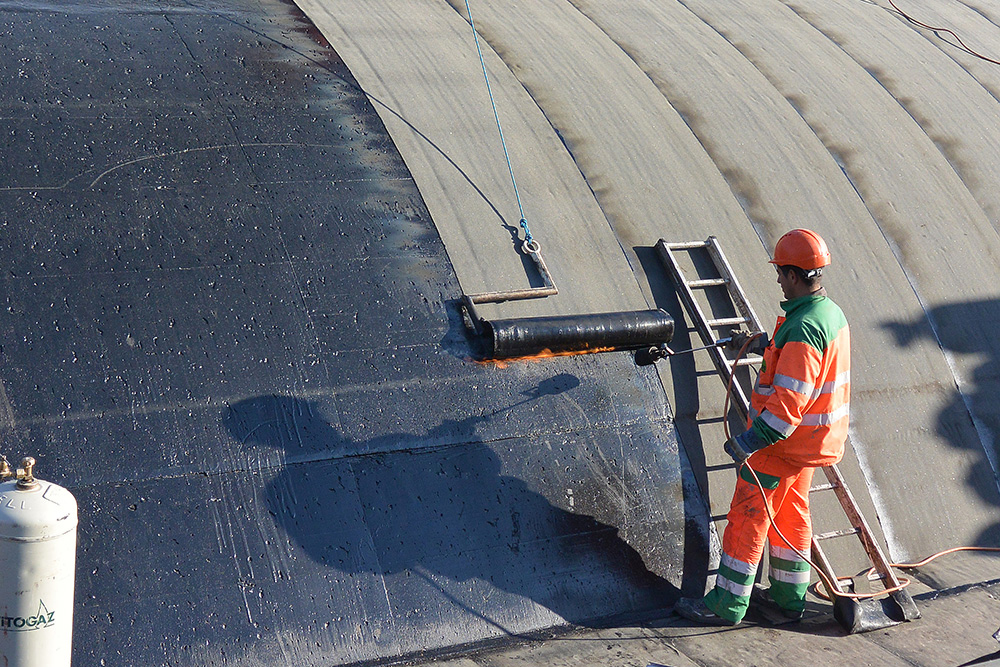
[656,236,919,631]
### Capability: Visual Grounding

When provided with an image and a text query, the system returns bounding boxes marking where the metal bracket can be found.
[463,239,557,307]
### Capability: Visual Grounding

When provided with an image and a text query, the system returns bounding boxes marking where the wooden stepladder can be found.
[656,236,919,633]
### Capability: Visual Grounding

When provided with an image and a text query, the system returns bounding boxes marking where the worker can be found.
[674,228,851,626]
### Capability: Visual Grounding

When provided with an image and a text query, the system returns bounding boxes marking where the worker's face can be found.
[776,266,795,300]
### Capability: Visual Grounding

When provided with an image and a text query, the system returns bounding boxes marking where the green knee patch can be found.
[739,464,781,490]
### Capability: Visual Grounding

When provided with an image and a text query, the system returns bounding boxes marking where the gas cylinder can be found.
[0,457,78,666]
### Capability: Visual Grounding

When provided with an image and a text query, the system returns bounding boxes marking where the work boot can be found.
[750,584,804,622]
[673,597,738,627]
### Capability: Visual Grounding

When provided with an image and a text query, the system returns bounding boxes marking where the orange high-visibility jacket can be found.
[748,292,850,469]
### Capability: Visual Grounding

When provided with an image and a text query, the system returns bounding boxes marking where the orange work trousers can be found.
[704,453,814,623]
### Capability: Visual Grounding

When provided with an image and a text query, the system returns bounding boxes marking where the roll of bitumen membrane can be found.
[482,309,674,359]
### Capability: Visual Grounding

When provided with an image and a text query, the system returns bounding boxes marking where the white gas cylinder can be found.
[0,457,77,666]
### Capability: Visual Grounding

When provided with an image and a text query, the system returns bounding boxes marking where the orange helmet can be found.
[768,229,831,271]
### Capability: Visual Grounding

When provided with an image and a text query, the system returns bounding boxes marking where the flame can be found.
[478,346,618,368]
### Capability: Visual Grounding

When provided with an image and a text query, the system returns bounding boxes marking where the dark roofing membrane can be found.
[0,0,703,664]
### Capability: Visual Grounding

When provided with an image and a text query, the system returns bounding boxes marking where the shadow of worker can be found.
[223,388,675,634]
[883,298,1000,546]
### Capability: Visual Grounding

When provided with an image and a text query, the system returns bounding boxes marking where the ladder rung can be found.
[814,527,861,541]
[687,278,729,289]
[707,316,748,328]
[666,241,709,250]
[810,483,838,493]
[694,416,727,425]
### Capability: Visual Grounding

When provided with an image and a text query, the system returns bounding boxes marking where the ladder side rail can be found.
[705,236,767,333]
[710,350,751,423]
[821,464,905,590]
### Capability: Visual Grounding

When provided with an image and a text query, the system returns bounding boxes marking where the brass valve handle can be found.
[16,456,38,490]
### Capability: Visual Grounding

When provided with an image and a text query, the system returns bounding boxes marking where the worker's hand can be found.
[724,330,768,355]
[724,438,749,463]
[724,428,766,463]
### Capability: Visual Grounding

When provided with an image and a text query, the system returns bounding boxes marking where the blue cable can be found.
[462,0,534,246]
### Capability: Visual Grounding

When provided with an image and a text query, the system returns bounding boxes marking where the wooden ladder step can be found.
[814,527,862,541]
[665,240,709,250]
[687,278,729,289]
[707,316,749,328]
[810,483,839,493]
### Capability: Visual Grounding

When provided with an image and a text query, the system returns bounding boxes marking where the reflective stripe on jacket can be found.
[748,292,850,468]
